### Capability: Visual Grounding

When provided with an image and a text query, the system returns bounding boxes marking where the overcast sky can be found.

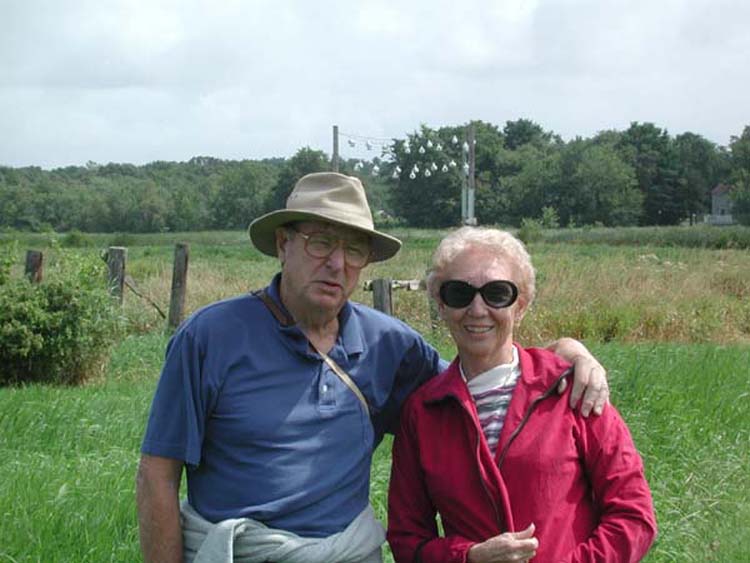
[2,0,749,169]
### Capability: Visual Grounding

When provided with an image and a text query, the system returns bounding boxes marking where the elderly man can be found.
[136,172,608,563]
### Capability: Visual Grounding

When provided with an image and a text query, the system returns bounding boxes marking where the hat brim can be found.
[248,210,402,263]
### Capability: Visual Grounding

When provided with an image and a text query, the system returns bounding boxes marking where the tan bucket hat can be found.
[248,172,402,262]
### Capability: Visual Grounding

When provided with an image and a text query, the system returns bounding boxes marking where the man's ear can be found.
[275,228,288,263]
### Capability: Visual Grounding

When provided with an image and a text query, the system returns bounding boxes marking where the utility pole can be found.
[332,125,340,172]
[466,123,476,225]
[461,123,477,225]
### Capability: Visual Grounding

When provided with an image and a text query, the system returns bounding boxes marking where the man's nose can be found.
[325,242,347,269]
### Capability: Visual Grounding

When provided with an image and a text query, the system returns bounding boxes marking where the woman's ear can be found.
[437,300,448,321]
[513,296,529,323]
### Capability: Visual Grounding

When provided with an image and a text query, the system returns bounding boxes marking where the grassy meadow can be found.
[1,226,750,562]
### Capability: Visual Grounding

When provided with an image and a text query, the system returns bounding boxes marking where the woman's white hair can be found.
[426,226,536,308]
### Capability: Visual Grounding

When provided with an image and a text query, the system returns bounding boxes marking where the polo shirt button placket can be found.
[318,363,337,414]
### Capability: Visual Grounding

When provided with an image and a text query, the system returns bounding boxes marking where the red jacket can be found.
[387,346,656,563]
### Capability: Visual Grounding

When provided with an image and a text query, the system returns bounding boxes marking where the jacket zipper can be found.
[474,413,503,529]
[496,367,573,469]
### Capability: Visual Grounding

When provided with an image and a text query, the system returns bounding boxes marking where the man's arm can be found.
[546,337,609,417]
[136,454,184,563]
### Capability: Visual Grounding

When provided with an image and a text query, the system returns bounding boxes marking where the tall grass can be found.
[118,240,750,344]
[372,343,750,563]
[0,334,167,562]
[542,224,750,249]
[600,344,750,562]
[1,228,749,561]
[3,230,749,341]
[1,341,747,561]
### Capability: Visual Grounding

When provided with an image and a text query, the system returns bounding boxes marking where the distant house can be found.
[708,184,734,225]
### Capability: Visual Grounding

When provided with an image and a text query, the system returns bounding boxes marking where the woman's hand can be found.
[467,524,538,563]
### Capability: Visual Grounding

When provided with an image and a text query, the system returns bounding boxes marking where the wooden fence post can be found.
[168,243,189,330]
[425,271,441,330]
[372,278,393,316]
[106,247,127,304]
[25,250,44,283]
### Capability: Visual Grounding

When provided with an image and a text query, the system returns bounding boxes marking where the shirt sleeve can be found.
[565,405,658,562]
[140,324,216,467]
[376,331,445,439]
[387,397,476,563]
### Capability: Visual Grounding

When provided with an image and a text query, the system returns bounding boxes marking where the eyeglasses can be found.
[290,228,372,268]
[439,280,519,309]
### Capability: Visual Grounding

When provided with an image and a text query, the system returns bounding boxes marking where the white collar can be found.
[461,346,520,393]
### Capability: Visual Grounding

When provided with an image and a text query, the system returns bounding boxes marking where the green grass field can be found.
[2,340,747,562]
[1,228,749,561]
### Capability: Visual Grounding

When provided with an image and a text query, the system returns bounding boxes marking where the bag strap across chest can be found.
[253,289,372,415]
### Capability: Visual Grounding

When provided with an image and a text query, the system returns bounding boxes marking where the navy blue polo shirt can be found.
[141,275,443,537]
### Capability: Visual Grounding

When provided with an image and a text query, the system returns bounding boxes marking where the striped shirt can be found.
[461,346,521,457]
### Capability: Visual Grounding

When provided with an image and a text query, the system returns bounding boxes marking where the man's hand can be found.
[546,338,609,417]
[467,523,538,563]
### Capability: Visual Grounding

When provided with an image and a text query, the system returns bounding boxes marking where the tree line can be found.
[1,120,749,233]
[387,121,750,227]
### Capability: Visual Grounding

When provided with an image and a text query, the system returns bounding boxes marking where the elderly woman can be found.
[387,227,656,563]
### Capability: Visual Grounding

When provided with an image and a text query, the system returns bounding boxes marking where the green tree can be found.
[570,145,642,226]
[388,125,463,227]
[135,180,171,232]
[0,172,38,229]
[211,162,277,229]
[729,126,750,184]
[266,148,329,212]
[674,132,728,220]
[503,118,559,151]
[387,121,507,227]
[617,122,685,224]
[337,157,397,223]
[646,143,686,225]
[729,126,750,225]
[504,146,562,225]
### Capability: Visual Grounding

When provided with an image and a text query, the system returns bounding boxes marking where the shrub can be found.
[0,241,17,285]
[60,229,94,248]
[0,252,123,386]
[517,217,543,244]
[540,206,560,229]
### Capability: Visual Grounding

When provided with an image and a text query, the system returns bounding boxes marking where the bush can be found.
[517,217,543,244]
[60,229,94,248]
[0,252,123,386]
[0,241,17,285]
[540,206,560,229]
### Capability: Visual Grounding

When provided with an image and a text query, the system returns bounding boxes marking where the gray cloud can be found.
[1,0,748,168]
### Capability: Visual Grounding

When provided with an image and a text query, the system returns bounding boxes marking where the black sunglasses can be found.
[439,280,519,309]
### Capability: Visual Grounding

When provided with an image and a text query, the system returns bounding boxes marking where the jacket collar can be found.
[423,345,571,405]
[422,357,471,405]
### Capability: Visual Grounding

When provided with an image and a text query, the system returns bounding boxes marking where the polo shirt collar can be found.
[337,300,364,356]
[267,273,364,357]
[266,273,295,325]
